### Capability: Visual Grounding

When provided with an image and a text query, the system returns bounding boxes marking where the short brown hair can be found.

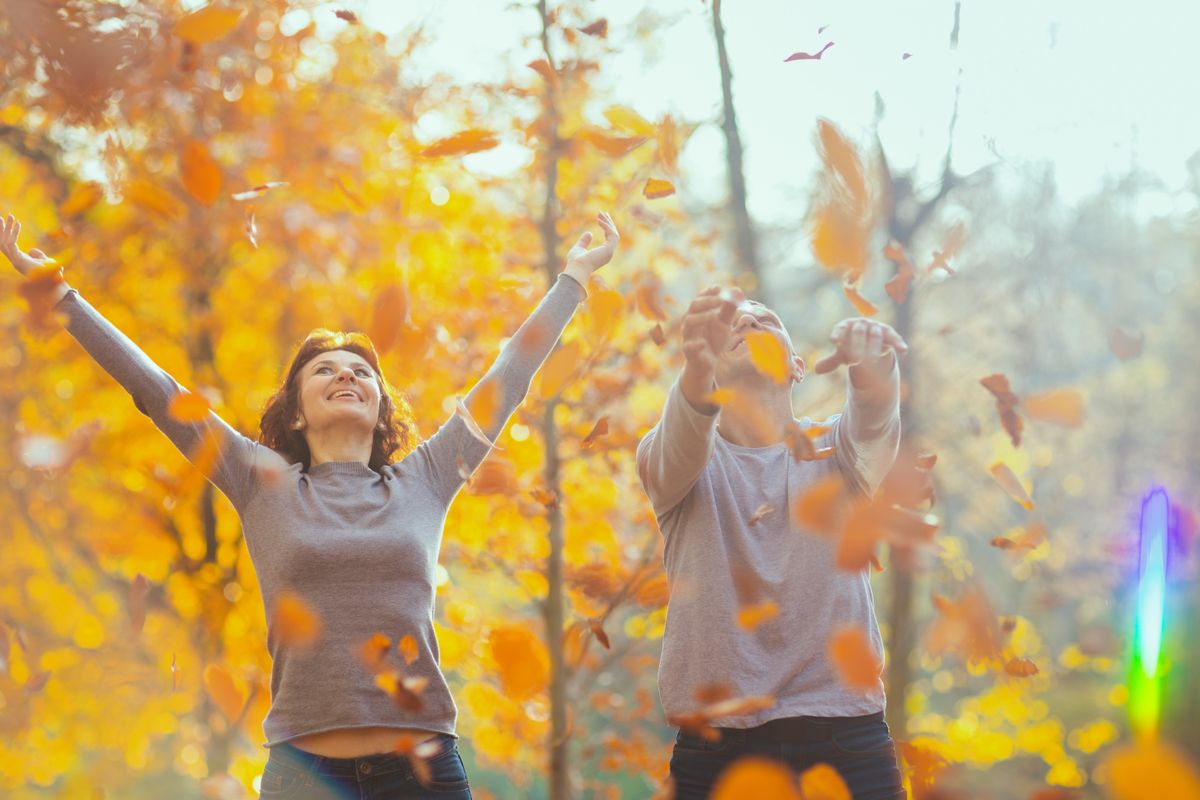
[258,330,415,471]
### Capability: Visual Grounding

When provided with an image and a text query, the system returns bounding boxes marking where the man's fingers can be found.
[813,351,846,375]
[885,329,909,354]
[866,324,884,361]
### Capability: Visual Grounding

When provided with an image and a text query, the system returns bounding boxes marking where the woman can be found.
[1,211,619,798]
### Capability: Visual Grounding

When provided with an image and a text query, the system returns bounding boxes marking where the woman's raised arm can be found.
[416,211,620,501]
[2,213,286,510]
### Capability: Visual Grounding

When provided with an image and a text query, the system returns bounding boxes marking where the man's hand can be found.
[562,211,619,285]
[1,214,58,277]
[813,318,908,375]
[678,285,743,411]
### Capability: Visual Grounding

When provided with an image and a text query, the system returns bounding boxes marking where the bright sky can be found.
[327,0,1199,223]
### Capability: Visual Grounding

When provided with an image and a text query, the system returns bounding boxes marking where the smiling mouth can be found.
[328,390,361,401]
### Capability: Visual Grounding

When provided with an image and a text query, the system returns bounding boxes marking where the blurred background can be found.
[1,0,1197,797]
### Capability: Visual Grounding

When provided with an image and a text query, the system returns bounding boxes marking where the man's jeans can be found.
[669,712,906,799]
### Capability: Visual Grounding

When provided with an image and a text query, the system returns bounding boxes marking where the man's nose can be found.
[734,313,761,331]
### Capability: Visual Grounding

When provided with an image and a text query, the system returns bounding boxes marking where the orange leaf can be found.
[748,503,775,526]
[420,129,500,158]
[588,618,611,650]
[842,280,879,316]
[927,222,966,274]
[980,373,1023,447]
[745,330,791,383]
[828,627,881,691]
[792,474,849,535]
[538,340,583,400]
[129,573,149,633]
[635,278,669,321]
[468,456,516,495]
[581,129,648,157]
[168,392,211,423]
[925,585,1004,664]
[736,600,779,631]
[124,179,184,219]
[1004,656,1039,677]
[581,416,609,449]
[17,262,67,333]
[490,625,549,701]
[60,182,103,216]
[658,115,679,172]
[1022,388,1084,427]
[526,58,558,84]
[454,395,501,453]
[334,10,359,24]
[712,758,801,800]
[784,42,835,62]
[643,178,676,199]
[989,462,1034,510]
[1110,326,1144,360]
[203,664,244,721]
[798,762,851,800]
[649,323,667,346]
[180,140,222,205]
[367,283,410,355]
[578,18,608,37]
[271,591,323,649]
[398,634,418,666]
[360,632,391,673]
[816,118,866,207]
[174,6,246,44]
[231,181,288,201]
[1104,740,1200,800]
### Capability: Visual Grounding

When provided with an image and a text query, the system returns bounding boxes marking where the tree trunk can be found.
[710,0,760,286]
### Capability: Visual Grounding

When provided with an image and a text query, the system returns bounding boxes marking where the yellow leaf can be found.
[603,105,656,137]
[658,115,679,172]
[398,635,418,666]
[1022,388,1084,427]
[798,763,851,800]
[174,6,247,45]
[180,140,222,205]
[842,281,879,316]
[203,664,244,721]
[989,462,1034,510]
[745,330,791,383]
[125,179,184,219]
[489,625,549,701]
[168,392,211,423]
[581,129,648,157]
[59,183,103,216]
[271,591,323,649]
[828,626,881,692]
[643,178,676,199]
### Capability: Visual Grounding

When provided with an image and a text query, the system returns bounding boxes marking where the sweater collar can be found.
[306,461,379,478]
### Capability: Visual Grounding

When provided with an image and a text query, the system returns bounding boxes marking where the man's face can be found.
[716,300,803,385]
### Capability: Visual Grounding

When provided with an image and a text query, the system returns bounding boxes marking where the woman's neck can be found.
[305,429,373,467]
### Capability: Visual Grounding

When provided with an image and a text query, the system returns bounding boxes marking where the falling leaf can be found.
[927,222,965,274]
[745,330,791,383]
[883,240,915,304]
[711,758,801,800]
[26,671,50,693]
[828,626,881,691]
[1110,326,1144,360]
[902,52,913,60]
[60,182,103,216]
[168,392,211,423]
[333,9,359,24]
[581,416,609,449]
[124,178,184,219]
[174,6,247,45]
[748,504,775,526]
[736,600,779,631]
[650,323,667,346]
[604,105,656,137]
[784,423,836,463]
[578,18,608,37]
[333,175,366,210]
[468,456,516,495]
[203,664,244,721]
[1022,388,1084,427]
[643,178,676,199]
[398,635,419,666]
[129,574,150,633]
[180,140,222,205]
[526,58,558,85]
[798,762,851,800]
[171,653,178,691]
[244,206,258,248]
[231,181,288,201]
[360,632,392,673]
[817,118,867,207]
[581,129,648,157]
[842,280,879,316]
[377,671,428,712]
[454,396,500,452]
[271,591,323,649]
[980,373,1023,447]
[420,129,500,158]
[784,42,834,61]
[809,120,871,279]
[490,625,549,700]
[17,261,67,333]
[1104,740,1200,800]
[989,462,1034,510]
[1004,656,1039,677]
[393,732,442,785]
[530,488,559,509]
[925,585,1005,664]
[368,283,411,355]
[588,618,611,650]
[658,115,678,172]
[538,340,583,400]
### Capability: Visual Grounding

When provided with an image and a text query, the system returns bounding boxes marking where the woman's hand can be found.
[2,214,59,277]
[562,211,619,286]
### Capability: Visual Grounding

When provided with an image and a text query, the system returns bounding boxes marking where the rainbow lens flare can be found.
[1129,487,1170,737]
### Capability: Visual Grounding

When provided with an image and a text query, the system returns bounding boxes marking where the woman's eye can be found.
[356,369,371,378]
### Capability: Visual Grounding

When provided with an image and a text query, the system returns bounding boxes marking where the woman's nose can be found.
[335,368,356,382]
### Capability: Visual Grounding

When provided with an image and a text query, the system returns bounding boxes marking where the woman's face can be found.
[294,348,382,434]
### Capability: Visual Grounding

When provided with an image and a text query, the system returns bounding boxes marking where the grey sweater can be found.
[57,275,585,746]
[637,368,901,727]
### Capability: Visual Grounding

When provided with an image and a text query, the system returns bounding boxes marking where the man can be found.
[636,285,908,799]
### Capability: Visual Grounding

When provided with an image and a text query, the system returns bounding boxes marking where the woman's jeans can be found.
[258,734,471,799]
[669,712,906,799]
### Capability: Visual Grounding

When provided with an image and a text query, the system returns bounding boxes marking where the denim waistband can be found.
[269,733,456,779]
[706,711,886,745]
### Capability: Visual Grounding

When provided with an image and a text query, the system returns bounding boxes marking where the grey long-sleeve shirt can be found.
[636,367,901,727]
[56,275,585,746]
